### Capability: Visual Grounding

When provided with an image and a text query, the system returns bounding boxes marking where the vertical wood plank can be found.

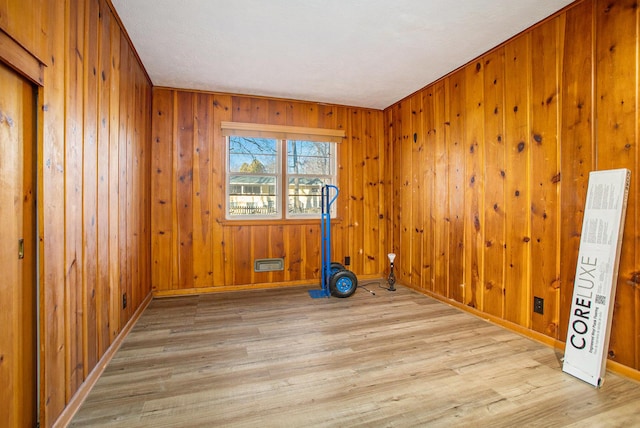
[118,33,130,322]
[212,94,231,286]
[530,18,561,337]
[559,0,594,342]
[464,60,485,310]
[41,0,67,422]
[363,109,381,275]
[350,109,365,274]
[286,225,302,281]
[410,93,424,289]
[233,226,252,284]
[595,0,637,367]
[448,70,466,303]
[433,80,450,297]
[108,9,121,341]
[304,224,319,281]
[64,0,84,398]
[503,33,532,326]
[192,93,213,287]
[251,225,268,284]
[231,96,251,122]
[267,99,287,125]
[270,225,285,283]
[482,48,507,318]
[422,88,436,292]
[82,0,99,375]
[175,91,194,289]
[335,106,351,267]
[151,89,174,292]
[96,0,111,356]
[398,100,413,285]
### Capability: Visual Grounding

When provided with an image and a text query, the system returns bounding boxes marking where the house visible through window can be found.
[226,135,337,219]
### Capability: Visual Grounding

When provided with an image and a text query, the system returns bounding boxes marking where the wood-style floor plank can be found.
[71,285,640,427]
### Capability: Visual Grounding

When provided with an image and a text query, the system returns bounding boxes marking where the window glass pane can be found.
[287,140,332,175]
[229,136,277,173]
[287,177,332,215]
[228,175,277,217]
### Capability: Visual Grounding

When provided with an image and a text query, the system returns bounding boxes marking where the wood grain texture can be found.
[3,1,153,426]
[482,48,507,319]
[558,0,594,344]
[410,93,424,289]
[448,71,466,304]
[464,60,485,310]
[387,0,640,373]
[594,0,638,368]
[71,286,640,427]
[503,33,531,327]
[151,92,387,292]
[0,60,37,428]
[529,18,561,338]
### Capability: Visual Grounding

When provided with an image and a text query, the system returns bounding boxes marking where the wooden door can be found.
[0,61,37,427]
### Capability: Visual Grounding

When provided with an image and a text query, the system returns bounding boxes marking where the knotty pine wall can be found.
[386,0,640,372]
[1,0,152,426]
[151,89,388,293]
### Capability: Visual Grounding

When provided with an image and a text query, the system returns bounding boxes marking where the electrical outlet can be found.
[533,296,544,314]
[122,293,127,310]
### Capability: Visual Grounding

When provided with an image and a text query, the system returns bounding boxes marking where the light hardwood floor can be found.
[71,284,640,427]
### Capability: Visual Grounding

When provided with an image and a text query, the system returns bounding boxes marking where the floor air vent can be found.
[254,258,284,272]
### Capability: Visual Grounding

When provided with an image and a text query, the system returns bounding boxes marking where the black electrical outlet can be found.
[344,256,351,266]
[122,293,127,310]
[533,296,544,314]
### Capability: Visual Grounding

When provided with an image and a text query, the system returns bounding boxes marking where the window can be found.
[226,135,337,220]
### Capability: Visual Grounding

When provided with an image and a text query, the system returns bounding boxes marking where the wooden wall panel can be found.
[464,60,485,310]
[594,0,638,366]
[529,18,561,337]
[151,89,174,291]
[40,0,67,423]
[96,0,111,359]
[482,48,507,319]
[433,81,450,297]
[82,0,99,376]
[350,109,365,275]
[448,71,466,304]
[558,0,594,343]
[3,1,153,425]
[387,0,640,373]
[193,93,214,287]
[503,33,531,327]
[64,0,85,397]
[410,93,424,289]
[388,103,402,282]
[421,89,436,292]
[363,110,383,276]
[107,8,122,342]
[151,92,387,292]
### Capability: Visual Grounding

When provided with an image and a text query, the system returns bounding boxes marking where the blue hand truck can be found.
[308,185,358,298]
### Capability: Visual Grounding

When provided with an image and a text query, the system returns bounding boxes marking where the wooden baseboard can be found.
[53,292,153,428]
[403,283,640,383]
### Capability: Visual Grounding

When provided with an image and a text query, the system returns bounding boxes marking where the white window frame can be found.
[223,122,343,221]
[285,140,337,219]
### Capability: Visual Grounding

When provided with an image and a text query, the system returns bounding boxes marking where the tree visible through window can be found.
[226,136,336,219]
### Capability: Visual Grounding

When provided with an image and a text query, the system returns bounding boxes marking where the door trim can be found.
[0,28,44,87]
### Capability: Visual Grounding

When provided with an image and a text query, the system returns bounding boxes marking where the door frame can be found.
[0,27,45,425]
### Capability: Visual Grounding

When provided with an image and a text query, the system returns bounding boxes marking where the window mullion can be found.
[281,139,287,218]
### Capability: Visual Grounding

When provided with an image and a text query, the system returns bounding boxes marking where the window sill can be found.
[220,217,343,227]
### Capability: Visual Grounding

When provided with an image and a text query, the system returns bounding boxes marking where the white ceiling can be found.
[111,0,574,110]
